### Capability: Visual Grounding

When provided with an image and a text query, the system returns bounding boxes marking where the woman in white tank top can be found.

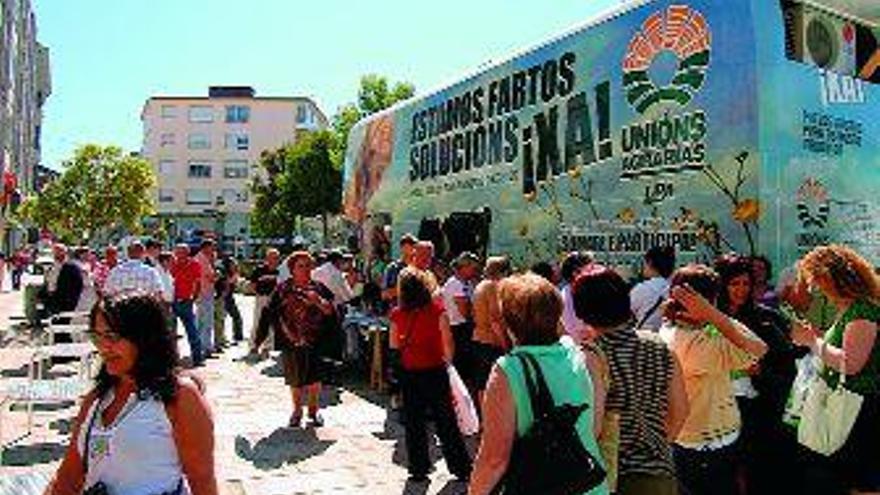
[46,294,218,495]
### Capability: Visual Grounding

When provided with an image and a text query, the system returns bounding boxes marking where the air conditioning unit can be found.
[786,3,858,76]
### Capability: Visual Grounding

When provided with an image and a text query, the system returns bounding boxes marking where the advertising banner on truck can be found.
[343,0,878,272]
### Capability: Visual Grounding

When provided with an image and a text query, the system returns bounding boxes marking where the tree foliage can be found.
[250,131,341,239]
[358,74,415,115]
[18,145,156,243]
[251,74,414,242]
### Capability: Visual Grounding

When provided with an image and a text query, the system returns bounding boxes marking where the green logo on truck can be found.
[623,5,712,114]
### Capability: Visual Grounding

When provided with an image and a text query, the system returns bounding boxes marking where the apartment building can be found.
[0,0,51,251]
[141,86,327,253]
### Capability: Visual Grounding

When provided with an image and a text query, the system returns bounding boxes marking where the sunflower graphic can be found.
[732,199,760,223]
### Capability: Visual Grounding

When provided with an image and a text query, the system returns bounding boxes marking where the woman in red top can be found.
[389,267,472,483]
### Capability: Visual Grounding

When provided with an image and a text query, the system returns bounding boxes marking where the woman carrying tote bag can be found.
[389,267,472,482]
[790,245,880,495]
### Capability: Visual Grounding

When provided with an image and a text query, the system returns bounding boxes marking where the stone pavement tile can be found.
[0,273,43,333]
[240,472,331,495]
[2,294,470,494]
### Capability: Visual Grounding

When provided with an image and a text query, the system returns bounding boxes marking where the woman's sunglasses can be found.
[88,329,124,344]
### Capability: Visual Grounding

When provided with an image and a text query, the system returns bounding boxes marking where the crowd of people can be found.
[368,237,879,495]
[29,233,879,495]
[25,238,247,369]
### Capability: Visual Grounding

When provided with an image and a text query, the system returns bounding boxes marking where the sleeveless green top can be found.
[820,299,880,395]
[497,336,610,495]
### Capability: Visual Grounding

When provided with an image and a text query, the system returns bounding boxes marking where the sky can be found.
[33,0,623,169]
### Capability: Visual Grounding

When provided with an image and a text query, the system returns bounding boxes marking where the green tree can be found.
[291,130,342,241]
[252,74,414,246]
[250,131,342,243]
[250,149,298,240]
[18,145,156,243]
[358,74,415,114]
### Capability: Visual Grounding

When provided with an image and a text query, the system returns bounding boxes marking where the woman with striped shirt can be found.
[573,265,689,495]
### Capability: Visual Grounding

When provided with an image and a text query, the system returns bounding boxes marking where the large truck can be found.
[342,0,879,275]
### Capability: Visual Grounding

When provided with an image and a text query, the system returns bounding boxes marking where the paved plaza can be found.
[0,281,470,494]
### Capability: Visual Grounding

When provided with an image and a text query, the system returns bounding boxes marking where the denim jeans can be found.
[172,300,202,364]
[197,294,214,354]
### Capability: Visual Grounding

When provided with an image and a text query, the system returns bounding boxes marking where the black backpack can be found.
[495,352,607,495]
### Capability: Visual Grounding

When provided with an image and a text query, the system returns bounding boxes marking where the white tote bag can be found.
[797,367,863,456]
[448,365,479,436]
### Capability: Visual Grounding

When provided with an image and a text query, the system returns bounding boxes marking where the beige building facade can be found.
[141,86,327,252]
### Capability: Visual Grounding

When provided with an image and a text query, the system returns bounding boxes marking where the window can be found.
[160,105,177,118]
[188,162,212,178]
[158,189,175,203]
[188,105,214,123]
[158,160,175,175]
[187,133,211,150]
[223,188,249,204]
[185,189,212,205]
[160,133,175,147]
[296,105,309,124]
[223,160,249,178]
[225,105,250,123]
[224,132,249,150]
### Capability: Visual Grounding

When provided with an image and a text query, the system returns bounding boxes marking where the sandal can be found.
[308,412,324,427]
[288,412,302,428]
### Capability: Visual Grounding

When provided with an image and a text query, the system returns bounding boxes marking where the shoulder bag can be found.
[635,295,665,330]
[797,351,863,455]
[495,352,606,494]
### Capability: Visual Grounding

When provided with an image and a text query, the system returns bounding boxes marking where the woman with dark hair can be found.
[660,264,768,495]
[47,295,217,495]
[749,255,778,308]
[573,265,688,495]
[714,254,799,495]
[791,245,880,494]
[390,267,471,482]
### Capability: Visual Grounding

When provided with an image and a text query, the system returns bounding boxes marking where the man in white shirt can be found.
[442,251,480,385]
[156,252,175,304]
[103,240,164,300]
[311,250,354,307]
[72,246,98,314]
[630,245,676,331]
